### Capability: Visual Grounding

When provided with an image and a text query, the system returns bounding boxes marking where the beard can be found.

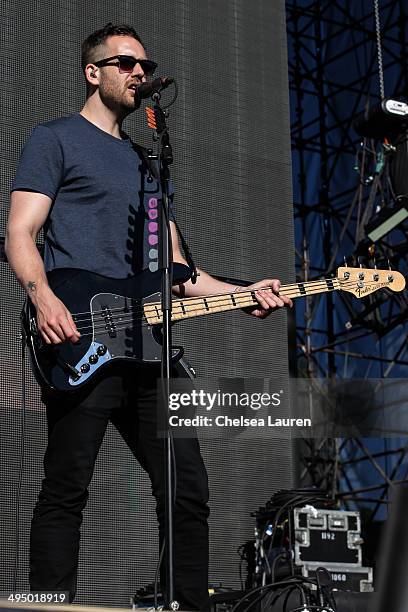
[99,78,140,116]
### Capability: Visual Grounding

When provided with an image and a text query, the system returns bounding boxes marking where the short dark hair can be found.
[81,22,146,72]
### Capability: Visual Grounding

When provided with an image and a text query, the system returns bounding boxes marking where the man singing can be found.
[5,23,291,609]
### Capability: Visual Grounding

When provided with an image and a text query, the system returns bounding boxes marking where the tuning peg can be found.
[373,256,379,280]
[387,258,391,270]
[343,256,348,267]
[358,256,363,268]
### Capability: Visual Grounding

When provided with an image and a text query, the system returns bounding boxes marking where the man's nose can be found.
[132,61,145,80]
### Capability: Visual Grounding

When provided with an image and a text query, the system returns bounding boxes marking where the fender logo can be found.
[357,281,388,296]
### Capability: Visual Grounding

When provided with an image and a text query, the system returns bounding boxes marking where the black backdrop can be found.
[0,0,296,605]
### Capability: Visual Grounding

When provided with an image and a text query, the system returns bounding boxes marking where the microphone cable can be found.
[12,333,28,592]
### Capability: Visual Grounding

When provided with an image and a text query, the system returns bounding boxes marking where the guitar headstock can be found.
[337,266,406,298]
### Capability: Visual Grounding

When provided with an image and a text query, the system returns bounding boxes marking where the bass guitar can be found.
[21,264,405,392]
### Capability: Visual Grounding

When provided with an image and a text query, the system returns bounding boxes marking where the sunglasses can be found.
[93,55,157,76]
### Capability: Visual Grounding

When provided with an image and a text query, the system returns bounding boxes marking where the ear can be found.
[85,64,99,86]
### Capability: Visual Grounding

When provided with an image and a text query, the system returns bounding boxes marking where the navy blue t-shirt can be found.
[12,113,174,278]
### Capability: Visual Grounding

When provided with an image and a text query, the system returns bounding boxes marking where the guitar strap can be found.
[136,143,199,284]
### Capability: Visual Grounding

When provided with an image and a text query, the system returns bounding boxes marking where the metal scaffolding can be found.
[286,0,408,520]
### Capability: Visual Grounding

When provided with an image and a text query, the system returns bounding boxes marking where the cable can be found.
[230,577,316,612]
[237,544,245,590]
[282,585,303,612]
[160,78,178,111]
[287,508,295,575]
[256,491,334,589]
[242,582,310,612]
[268,587,298,612]
[270,551,288,583]
[154,540,165,609]
[267,494,322,563]
[241,584,302,612]
[12,335,27,592]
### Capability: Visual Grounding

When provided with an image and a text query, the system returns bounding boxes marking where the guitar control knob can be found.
[97,344,107,356]
[80,363,90,374]
[89,354,99,364]
[373,273,379,281]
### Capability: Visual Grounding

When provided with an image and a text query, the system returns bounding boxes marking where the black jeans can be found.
[30,364,210,610]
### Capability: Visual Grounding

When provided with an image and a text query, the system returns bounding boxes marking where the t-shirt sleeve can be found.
[11,125,64,199]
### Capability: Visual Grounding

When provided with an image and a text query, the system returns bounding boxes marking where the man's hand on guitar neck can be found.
[170,223,292,318]
[238,278,293,319]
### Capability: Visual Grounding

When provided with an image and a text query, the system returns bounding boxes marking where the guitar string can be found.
[73,280,385,333]
[68,277,361,319]
[69,277,376,324]
[71,281,381,337]
[73,281,353,332]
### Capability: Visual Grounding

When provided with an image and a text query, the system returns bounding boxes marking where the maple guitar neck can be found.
[143,266,406,325]
[143,278,340,325]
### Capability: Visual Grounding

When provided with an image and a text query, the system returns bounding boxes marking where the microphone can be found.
[136,76,174,100]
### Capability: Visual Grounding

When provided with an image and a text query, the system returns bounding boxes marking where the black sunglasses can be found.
[93,55,157,76]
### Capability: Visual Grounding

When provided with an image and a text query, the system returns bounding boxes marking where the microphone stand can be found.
[148,91,178,611]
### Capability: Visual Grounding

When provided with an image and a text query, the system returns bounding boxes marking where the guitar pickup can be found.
[101,306,117,338]
[106,326,117,339]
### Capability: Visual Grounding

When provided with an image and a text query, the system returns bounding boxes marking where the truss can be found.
[286,0,408,518]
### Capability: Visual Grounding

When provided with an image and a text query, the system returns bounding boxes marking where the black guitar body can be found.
[21,264,191,393]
